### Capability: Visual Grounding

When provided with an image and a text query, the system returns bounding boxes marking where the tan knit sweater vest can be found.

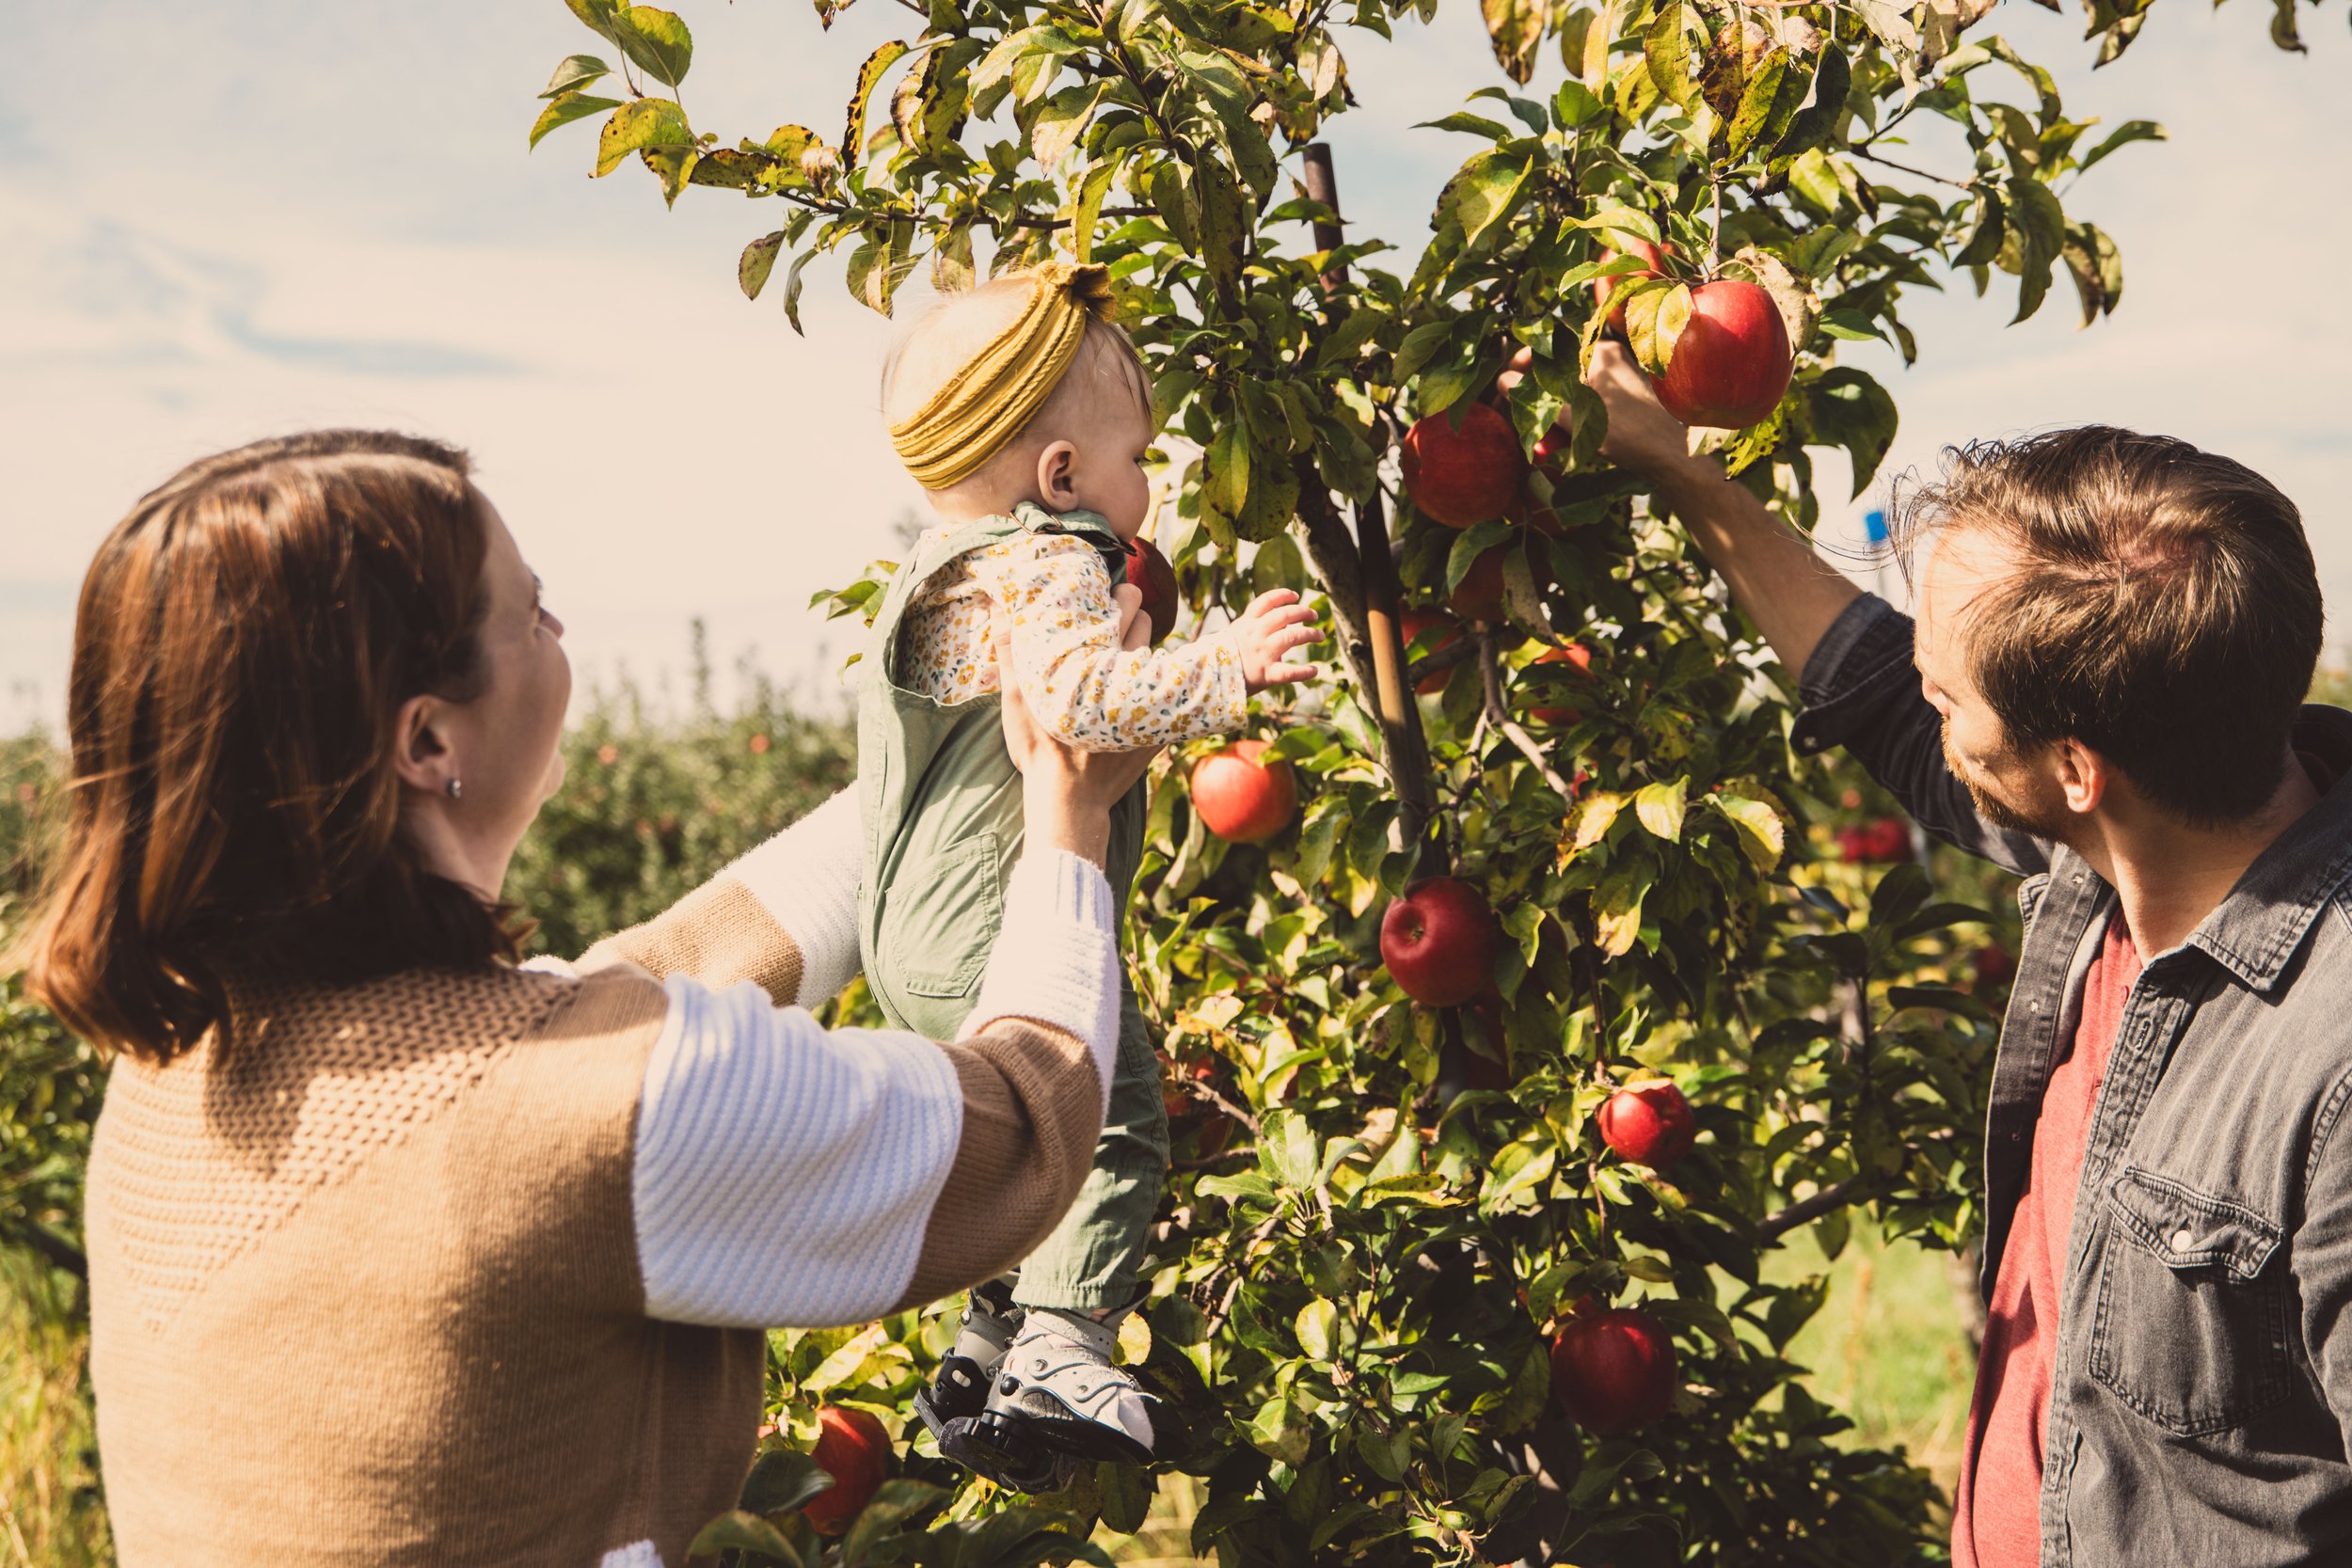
[86,963,760,1568]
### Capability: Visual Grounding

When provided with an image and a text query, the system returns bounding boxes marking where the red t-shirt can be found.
[1955,911,2142,1568]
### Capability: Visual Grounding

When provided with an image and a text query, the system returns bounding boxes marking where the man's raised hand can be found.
[1498,342,1692,483]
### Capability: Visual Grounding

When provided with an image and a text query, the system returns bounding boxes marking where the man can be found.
[1534,343,2352,1564]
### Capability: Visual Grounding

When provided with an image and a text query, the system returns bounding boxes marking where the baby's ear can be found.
[1034,439,1079,507]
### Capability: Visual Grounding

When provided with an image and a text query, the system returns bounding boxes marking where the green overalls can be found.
[856,502,1168,1313]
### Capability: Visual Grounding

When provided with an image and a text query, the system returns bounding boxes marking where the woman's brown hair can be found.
[15,430,524,1063]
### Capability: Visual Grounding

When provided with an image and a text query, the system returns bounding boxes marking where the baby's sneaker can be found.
[915,1276,1022,1436]
[977,1307,1155,1465]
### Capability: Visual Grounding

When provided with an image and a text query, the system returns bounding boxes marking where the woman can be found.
[16,431,1152,1568]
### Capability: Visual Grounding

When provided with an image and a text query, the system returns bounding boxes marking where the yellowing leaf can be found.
[1562,789,1626,860]
[1627,281,1692,378]
[1481,0,1545,84]
[1295,1298,1338,1360]
[1593,865,1653,958]
[844,40,911,166]
[594,97,691,177]
[1709,792,1786,872]
[1634,779,1686,841]
[739,231,784,300]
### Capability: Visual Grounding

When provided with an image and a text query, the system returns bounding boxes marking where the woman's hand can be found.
[998,612,1162,868]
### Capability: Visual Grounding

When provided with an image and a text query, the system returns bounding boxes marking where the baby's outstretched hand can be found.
[1232,589,1322,692]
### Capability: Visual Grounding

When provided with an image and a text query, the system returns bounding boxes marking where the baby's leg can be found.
[940,986,1166,1475]
[1010,982,1168,1316]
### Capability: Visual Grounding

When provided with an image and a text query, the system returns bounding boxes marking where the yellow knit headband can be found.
[890,261,1120,491]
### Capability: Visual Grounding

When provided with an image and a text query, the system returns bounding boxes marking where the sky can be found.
[3,0,2346,731]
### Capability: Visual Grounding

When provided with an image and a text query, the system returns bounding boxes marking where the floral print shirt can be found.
[898,524,1248,751]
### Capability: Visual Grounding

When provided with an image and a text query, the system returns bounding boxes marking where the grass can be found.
[0,1259,108,1568]
[1764,1224,1975,1498]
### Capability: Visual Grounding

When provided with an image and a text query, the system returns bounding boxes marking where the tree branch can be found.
[1757,1176,1876,1239]
[1476,627,1579,804]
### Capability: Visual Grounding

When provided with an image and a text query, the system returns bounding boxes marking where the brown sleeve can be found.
[579,878,805,1008]
[891,1018,1105,1309]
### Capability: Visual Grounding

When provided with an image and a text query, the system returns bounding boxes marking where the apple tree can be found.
[528,0,2317,1560]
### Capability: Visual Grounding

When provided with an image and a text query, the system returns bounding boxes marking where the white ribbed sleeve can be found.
[727,784,865,1004]
[632,978,964,1327]
[630,849,1121,1328]
[958,851,1121,1117]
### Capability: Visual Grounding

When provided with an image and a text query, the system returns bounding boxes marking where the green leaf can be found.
[1817,309,1883,342]
[1248,1394,1313,1465]
[612,7,692,88]
[564,0,626,46]
[2076,118,2165,174]
[2006,177,2067,324]
[1725,50,1792,159]
[1418,110,1514,139]
[594,97,691,177]
[781,247,818,335]
[1805,368,1899,496]
[844,40,912,165]
[540,54,612,98]
[689,1511,804,1567]
[1643,3,1703,117]
[531,90,623,150]
[1633,779,1686,842]
[739,232,786,301]
[1778,46,1850,157]
[840,1480,947,1567]
[740,1447,838,1516]
[1434,150,1530,248]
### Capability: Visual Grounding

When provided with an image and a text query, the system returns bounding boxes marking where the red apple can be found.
[1594,237,1671,334]
[1532,426,1570,476]
[1974,942,2017,988]
[1402,609,1464,695]
[1526,642,1594,725]
[1380,877,1502,1007]
[1836,816,1911,864]
[803,1406,890,1535]
[1596,1080,1697,1168]
[1401,404,1526,530]
[1191,739,1297,844]
[1550,1308,1677,1434]
[1123,539,1179,648]
[1448,544,1509,622]
[1653,279,1792,430]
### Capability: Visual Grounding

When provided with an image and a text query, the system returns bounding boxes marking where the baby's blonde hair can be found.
[881,276,1152,486]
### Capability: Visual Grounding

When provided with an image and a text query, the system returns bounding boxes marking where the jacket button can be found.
[2171,1228,2194,1252]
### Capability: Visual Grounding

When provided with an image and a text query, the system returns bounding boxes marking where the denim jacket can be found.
[1795,595,2352,1566]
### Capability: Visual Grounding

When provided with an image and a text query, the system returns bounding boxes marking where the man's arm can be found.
[1576,344,1862,675]
[1525,345,2047,876]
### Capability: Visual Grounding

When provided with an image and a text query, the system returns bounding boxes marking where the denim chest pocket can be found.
[2088,1166,2293,1436]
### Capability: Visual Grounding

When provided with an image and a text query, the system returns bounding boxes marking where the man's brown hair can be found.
[1891,425,2321,826]
[15,431,524,1064]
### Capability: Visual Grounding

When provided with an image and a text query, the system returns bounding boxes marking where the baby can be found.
[859,261,1318,1489]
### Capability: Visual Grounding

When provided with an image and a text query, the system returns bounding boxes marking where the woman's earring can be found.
[447,778,463,800]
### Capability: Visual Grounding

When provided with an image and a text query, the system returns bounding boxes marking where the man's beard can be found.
[1945,726,2067,841]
